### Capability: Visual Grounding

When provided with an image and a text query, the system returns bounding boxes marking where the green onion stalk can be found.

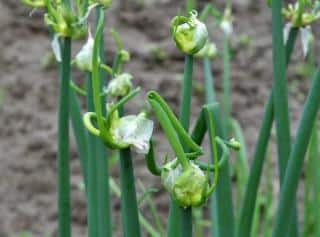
[58,36,72,237]
[271,0,298,236]
[272,65,320,237]
[237,26,298,237]
[109,27,142,237]
[203,54,236,237]
[94,6,112,237]
[303,43,320,237]
[167,10,208,236]
[178,54,194,237]
[85,5,112,237]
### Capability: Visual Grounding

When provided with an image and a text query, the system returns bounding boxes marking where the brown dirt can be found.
[0,0,310,236]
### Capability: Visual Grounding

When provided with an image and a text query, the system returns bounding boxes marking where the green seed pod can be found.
[106,73,133,97]
[161,161,209,208]
[170,10,208,55]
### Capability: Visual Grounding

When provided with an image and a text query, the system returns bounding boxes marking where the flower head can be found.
[106,73,133,97]
[74,32,94,71]
[161,161,209,208]
[220,8,233,36]
[110,112,153,154]
[170,10,208,55]
[44,1,87,39]
[194,41,217,59]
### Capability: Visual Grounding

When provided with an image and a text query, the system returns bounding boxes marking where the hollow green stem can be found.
[178,54,194,237]
[91,9,106,138]
[70,80,87,96]
[148,91,202,154]
[271,2,299,236]
[118,104,141,237]
[147,94,190,170]
[204,106,219,190]
[222,37,231,134]
[109,178,161,237]
[95,7,112,237]
[145,141,162,176]
[186,0,196,13]
[69,89,88,191]
[202,48,234,237]
[272,66,320,237]
[57,37,71,237]
[230,119,248,219]
[179,55,193,131]
[203,57,215,102]
[237,26,298,237]
[86,73,99,237]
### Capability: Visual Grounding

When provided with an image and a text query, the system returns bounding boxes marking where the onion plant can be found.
[20,0,320,236]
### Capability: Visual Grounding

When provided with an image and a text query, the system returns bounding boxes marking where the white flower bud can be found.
[106,73,133,97]
[75,33,94,71]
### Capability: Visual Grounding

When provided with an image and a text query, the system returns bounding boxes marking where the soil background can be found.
[0,0,316,236]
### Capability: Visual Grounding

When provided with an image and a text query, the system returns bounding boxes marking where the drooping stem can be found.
[57,37,72,237]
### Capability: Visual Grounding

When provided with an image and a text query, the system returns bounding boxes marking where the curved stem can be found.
[83,112,101,136]
[204,106,219,191]
[92,9,106,137]
[147,91,202,153]
[147,95,190,170]
[145,140,162,176]
[70,80,87,96]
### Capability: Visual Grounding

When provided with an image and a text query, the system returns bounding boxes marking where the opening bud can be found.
[106,73,133,97]
[74,32,94,71]
[170,10,208,55]
[161,161,209,208]
[194,41,217,59]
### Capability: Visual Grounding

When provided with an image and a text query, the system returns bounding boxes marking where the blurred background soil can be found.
[0,0,314,236]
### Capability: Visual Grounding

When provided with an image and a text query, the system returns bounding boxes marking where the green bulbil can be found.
[282,2,320,27]
[74,34,94,71]
[106,73,133,97]
[44,2,86,39]
[170,11,208,55]
[162,161,209,208]
[194,41,217,59]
